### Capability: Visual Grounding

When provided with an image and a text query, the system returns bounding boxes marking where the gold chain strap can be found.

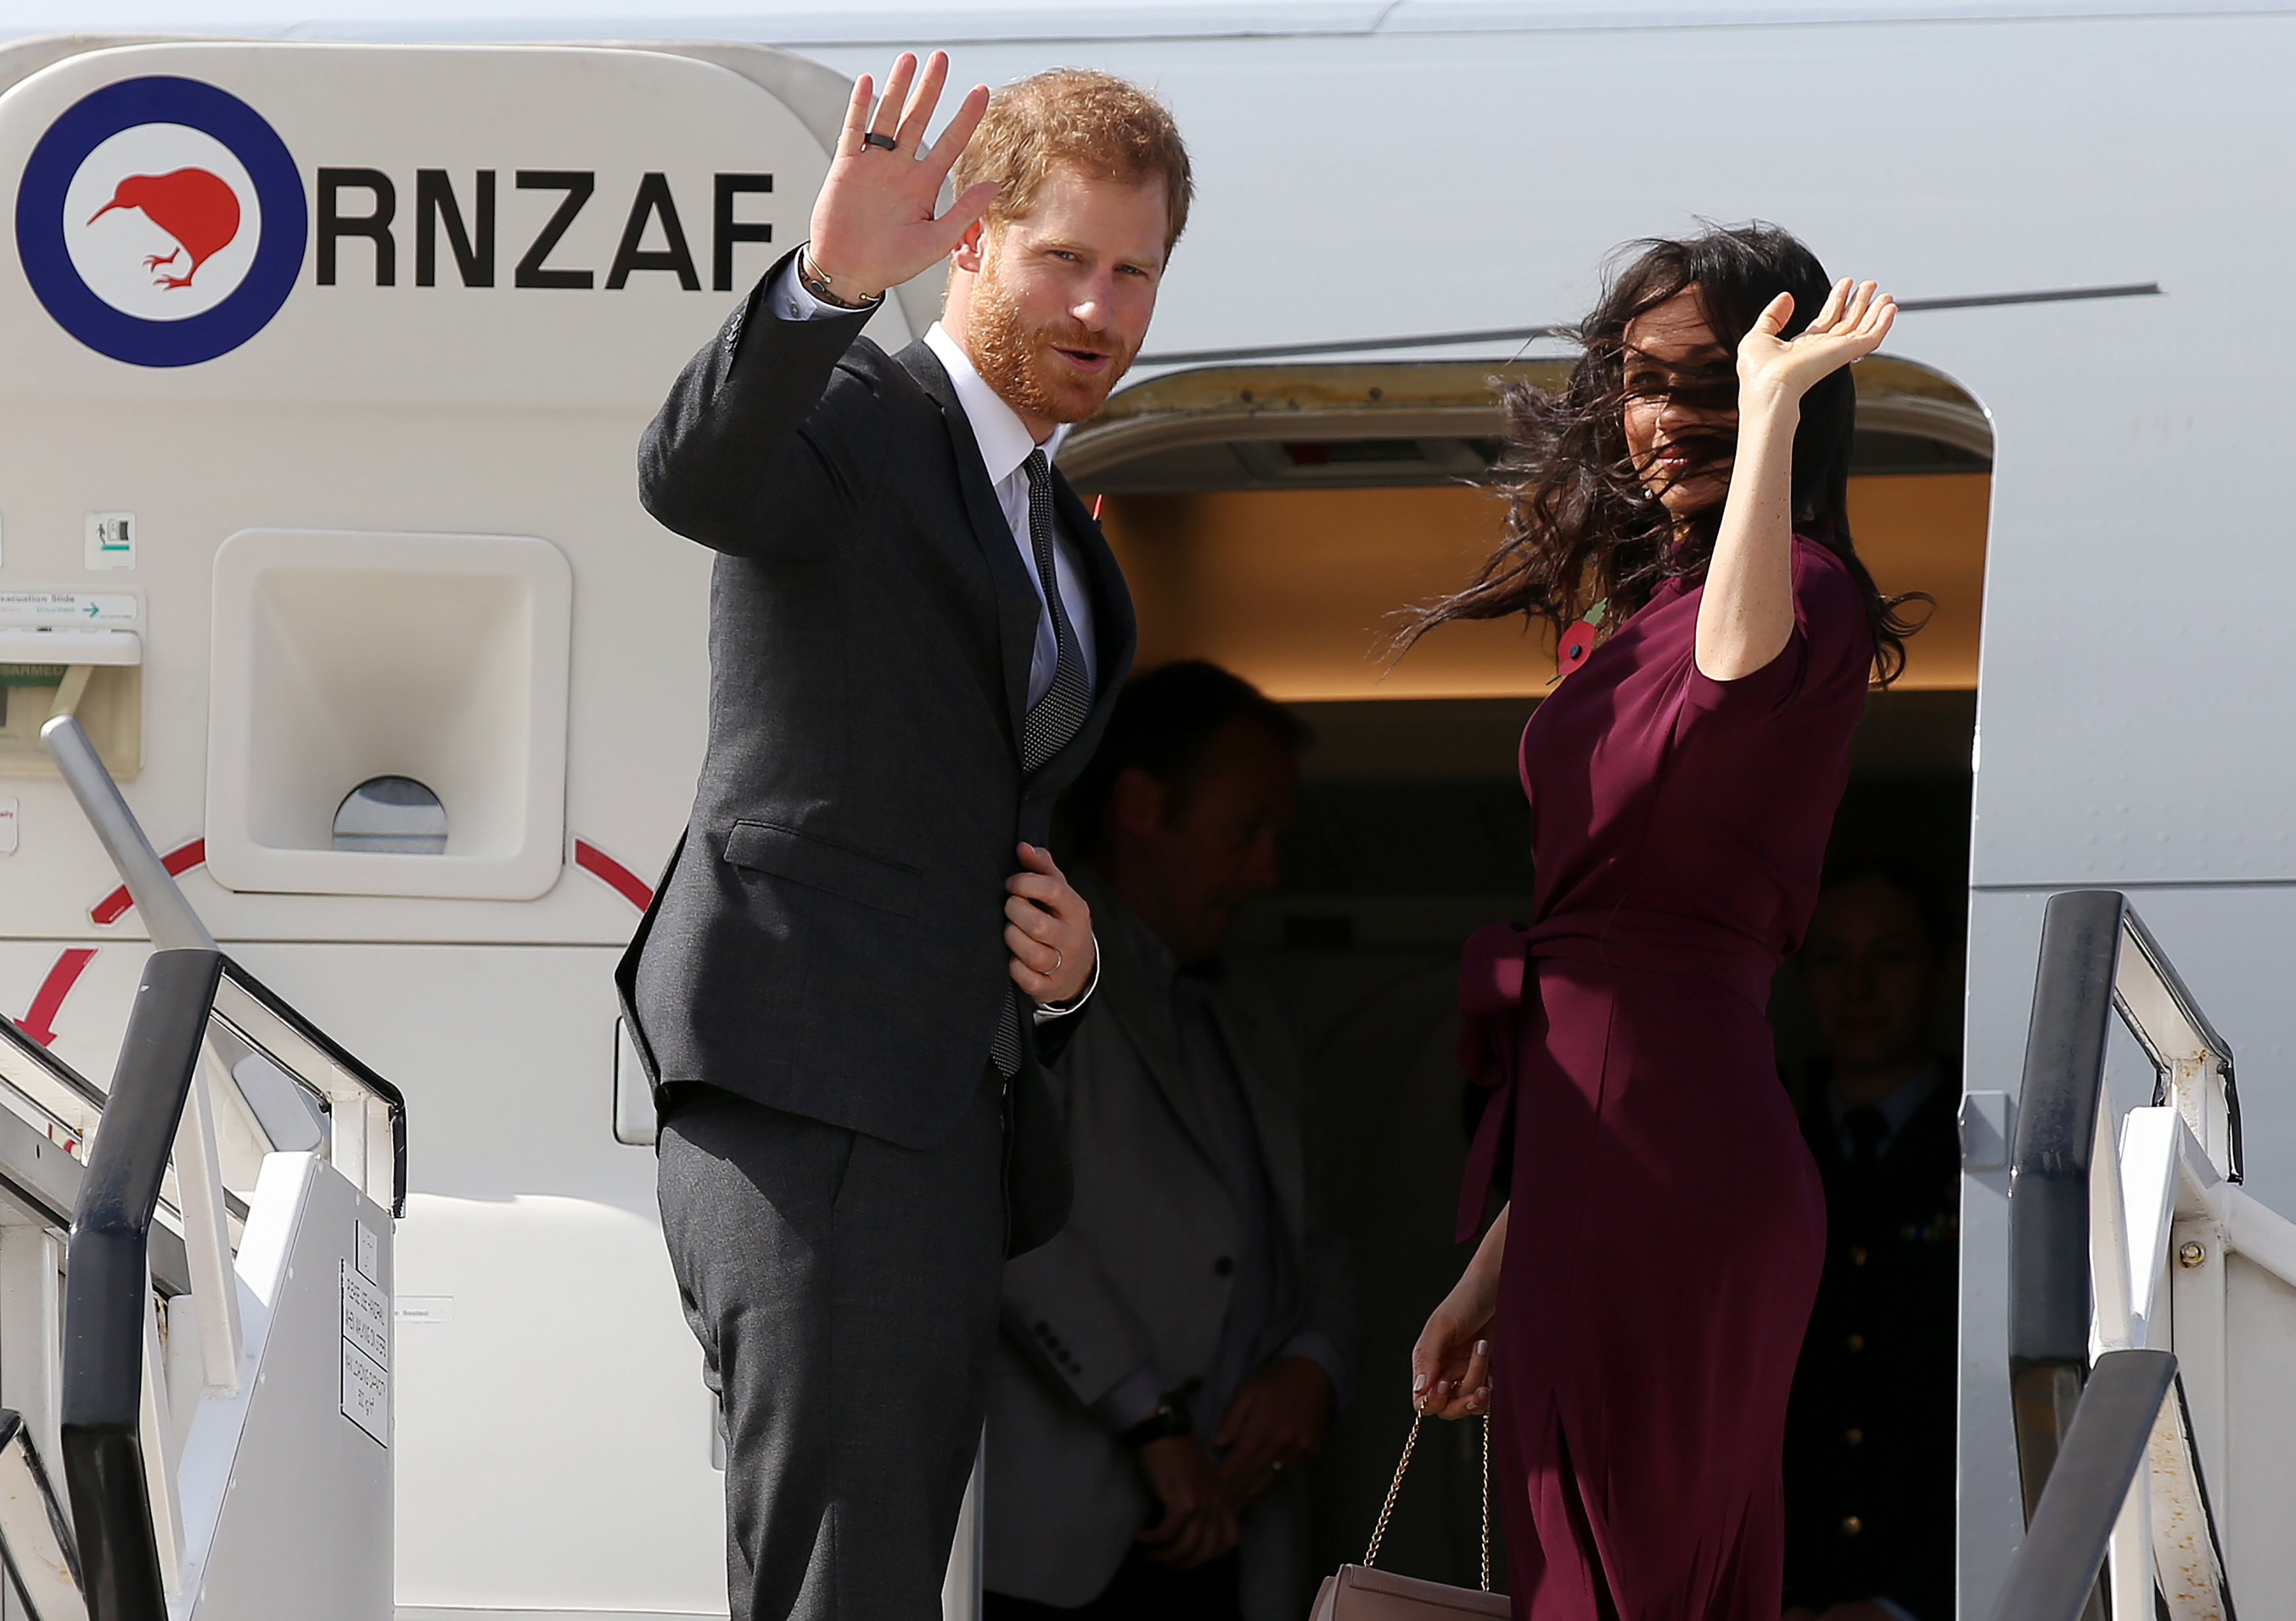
[1362,1415,1420,1568]
[1363,1412,1494,1593]
[1481,1410,1493,1592]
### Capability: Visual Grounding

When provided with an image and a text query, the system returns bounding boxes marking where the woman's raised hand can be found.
[807,51,1001,302]
[1736,277,1896,407]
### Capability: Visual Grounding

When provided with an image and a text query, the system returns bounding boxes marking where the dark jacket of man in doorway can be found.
[1782,859,1963,1621]
[985,661,1360,1621]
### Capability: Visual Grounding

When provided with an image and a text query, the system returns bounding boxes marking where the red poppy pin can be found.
[1554,599,1608,681]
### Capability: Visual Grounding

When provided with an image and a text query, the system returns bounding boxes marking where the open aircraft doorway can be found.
[1063,354,1990,1590]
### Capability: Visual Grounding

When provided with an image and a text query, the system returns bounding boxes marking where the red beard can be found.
[966,262,1136,426]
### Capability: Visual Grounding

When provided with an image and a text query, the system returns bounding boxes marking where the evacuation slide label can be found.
[341,1256,390,1446]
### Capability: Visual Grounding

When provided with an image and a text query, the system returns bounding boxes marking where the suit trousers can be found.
[658,1070,1008,1621]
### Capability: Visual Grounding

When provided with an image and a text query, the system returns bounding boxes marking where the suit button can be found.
[1841,1516,1863,1538]
[1214,1257,1235,1277]
[1035,1322,1052,1338]
[1850,1244,1868,1266]
[1845,1428,1864,1447]
[1845,1333,1865,1353]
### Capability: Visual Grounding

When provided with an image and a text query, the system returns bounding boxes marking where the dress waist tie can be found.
[1452,911,1778,1241]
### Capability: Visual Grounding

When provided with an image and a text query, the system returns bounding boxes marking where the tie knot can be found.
[1023,447,1050,490]
[1843,1105,1888,1161]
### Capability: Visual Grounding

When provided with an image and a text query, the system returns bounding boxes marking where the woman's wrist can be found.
[1736,379,1804,425]
[1454,1277,1501,1328]
[1458,1209,1508,1311]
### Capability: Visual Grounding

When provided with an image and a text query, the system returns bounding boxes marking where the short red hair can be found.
[953,68,1193,256]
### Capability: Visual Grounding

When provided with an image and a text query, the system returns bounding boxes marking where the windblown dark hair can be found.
[1403,222,1924,683]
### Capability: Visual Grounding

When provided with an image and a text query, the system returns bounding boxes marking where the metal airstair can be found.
[0,716,403,1620]
[1987,889,2295,1620]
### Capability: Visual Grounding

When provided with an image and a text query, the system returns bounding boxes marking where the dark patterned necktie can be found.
[1017,449,1092,771]
[991,448,1093,1076]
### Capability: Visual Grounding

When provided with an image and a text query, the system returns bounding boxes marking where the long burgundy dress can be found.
[1454,534,1874,1620]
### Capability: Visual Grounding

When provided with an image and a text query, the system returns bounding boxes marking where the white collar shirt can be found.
[922,321,1097,710]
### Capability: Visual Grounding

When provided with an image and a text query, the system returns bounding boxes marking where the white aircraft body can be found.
[0,5,2286,1619]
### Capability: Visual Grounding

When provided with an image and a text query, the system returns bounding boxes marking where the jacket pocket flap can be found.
[723,821,920,916]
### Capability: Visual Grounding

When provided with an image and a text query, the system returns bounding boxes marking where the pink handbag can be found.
[1309,1416,1509,1620]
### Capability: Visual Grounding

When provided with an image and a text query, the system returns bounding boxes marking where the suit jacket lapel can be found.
[1077,869,1223,1166]
[1208,989,1307,1241]
[1055,470,1136,692]
[896,339,1036,752]
[1032,469,1138,777]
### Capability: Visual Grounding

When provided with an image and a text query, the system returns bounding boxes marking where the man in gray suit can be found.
[620,54,1191,1621]
[984,662,1359,1621]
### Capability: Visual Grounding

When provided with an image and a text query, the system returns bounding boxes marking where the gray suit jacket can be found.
[617,253,1135,1241]
[984,872,1359,1614]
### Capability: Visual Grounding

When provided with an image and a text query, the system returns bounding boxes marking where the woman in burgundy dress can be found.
[1404,226,1917,1620]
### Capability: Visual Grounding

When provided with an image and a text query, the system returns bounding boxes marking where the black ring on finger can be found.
[861,131,899,152]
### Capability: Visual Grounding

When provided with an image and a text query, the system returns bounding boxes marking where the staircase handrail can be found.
[2113,903,2240,1181]
[35,722,212,957]
[2008,890,2125,1516]
[59,947,219,1621]
[2001,889,2244,1617]
[209,959,407,1218]
[1986,1349,2179,1621]
[34,717,408,1617]
[2007,890,2244,1498]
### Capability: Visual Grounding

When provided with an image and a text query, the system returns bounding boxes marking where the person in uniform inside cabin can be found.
[983,661,1359,1621]
[621,54,1193,1621]
[1404,226,1924,1621]
[1781,858,1963,1621]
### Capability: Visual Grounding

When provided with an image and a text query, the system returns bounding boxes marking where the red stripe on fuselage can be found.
[574,839,654,911]
[16,948,96,1047]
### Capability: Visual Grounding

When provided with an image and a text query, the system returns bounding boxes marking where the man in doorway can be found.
[985,661,1359,1621]
[619,55,1191,1620]
[1781,858,1963,1621]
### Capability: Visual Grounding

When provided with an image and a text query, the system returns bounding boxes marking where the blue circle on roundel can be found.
[16,76,306,367]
